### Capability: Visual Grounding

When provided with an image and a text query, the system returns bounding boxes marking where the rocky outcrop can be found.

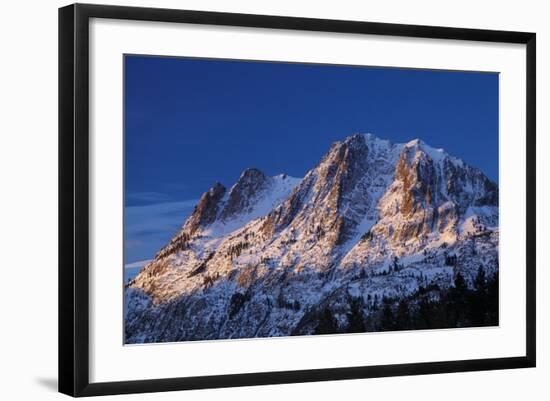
[184,182,226,234]
[221,168,270,220]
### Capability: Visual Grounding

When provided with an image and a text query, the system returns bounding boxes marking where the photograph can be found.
[123,55,499,344]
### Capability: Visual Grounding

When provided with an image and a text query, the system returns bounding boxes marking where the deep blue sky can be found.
[124,55,498,264]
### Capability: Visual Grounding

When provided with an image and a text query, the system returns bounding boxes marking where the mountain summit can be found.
[125,133,499,343]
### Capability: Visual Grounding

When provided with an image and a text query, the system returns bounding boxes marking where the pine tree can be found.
[415,297,433,329]
[315,308,338,334]
[392,256,400,273]
[395,300,411,330]
[454,272,467,293]
[380,298,395,331]
[473,266,486,292]
[346,297,366,333]
[486,271,499,325]
[469,266,489,326]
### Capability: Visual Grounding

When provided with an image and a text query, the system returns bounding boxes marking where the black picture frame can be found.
[59,3,536,397]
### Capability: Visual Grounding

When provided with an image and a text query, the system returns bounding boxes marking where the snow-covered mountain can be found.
[125,133,499,343]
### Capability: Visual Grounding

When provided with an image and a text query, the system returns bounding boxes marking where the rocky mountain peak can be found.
[184,182,226,234]
[318,134,370,196]
[259,134,371,242]
[220,168,271,220]
[239,167,267,180]
[395,142,438,216]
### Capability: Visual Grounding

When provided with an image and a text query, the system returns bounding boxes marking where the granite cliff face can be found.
[125,133,499,343]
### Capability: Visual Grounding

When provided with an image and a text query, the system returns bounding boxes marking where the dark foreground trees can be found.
[375,270,499,332]
[314,270,499,334]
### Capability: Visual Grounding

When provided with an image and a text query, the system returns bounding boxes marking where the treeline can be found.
[227,241,250,259]
[314,268,499,335]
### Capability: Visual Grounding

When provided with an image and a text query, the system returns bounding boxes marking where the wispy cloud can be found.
[125,199,198,264]
[126,191,172,203]
[125,259,152,269]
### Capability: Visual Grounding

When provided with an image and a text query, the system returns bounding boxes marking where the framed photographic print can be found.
[58,3,536,397]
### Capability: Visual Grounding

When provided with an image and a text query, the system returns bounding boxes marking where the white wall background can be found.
[0,0,547,399]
